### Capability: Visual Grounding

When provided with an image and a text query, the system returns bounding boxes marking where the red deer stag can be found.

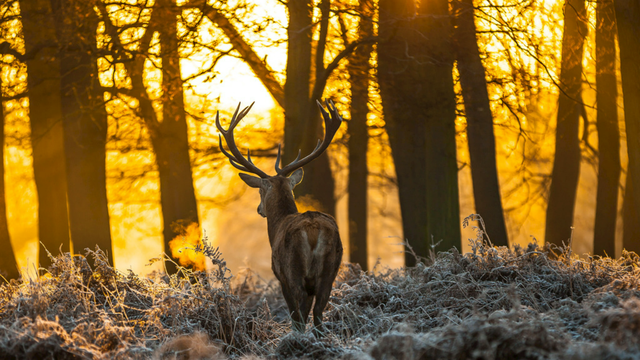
[216,100,343,334]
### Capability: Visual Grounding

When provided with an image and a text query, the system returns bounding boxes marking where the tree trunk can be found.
[593,0,620,257]
[623,173,640,253]
[97,0,200,273]
[154,0,200,273]
[379,0,461,265]
[50,0,113,263]
[418,0,461,253]
[378,0,429,266]
[346,0,373,269]
[544,0,587,247]
[616,0,640,252]
[283,0,336,216]
[20,0,71,269]
[453,0,509,247]
[0,91,19,280]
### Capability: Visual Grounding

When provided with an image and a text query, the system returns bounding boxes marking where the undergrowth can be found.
[2,224,640,359]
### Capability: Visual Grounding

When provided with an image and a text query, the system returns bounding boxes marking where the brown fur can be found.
[253,174,344,334]
[217,101,344,334]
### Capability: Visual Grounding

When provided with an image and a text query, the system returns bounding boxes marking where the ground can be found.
[1,237,640,359]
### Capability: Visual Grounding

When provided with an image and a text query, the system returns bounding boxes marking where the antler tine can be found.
[233,102,255,128]
[275,144,302,173]
[216,102,269,178]
[275,99,343,176]
[227,102,242,130]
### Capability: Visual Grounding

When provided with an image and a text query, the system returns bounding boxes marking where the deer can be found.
[216,100,344,335]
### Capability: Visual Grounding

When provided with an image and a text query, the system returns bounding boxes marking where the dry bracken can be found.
[2,237,640,359]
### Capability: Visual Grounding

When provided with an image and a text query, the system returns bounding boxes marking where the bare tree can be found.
[20,0,70,269]
[420,0,460,255]
[623,174,640,253]
[50,0,113,264]
[338,0,374,269]
[153,0,200,273]
[453,0,509,247]
[593,0,620,257]
[281,0,335,215]
[378,0,460,265]
[0,87,19,280]
[378,0,428,265]
[545,0,587,247]
[97,0,202,272]
[616,0,640,254]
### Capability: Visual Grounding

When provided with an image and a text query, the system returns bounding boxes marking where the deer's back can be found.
[271,211,343,292]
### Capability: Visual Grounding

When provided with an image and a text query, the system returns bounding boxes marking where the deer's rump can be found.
[271,211,343,293]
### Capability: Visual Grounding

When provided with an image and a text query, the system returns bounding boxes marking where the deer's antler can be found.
[216,102,269,178]
[275,99,343,176]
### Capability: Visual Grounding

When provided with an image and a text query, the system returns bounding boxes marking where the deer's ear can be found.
[239,173,263,188]
[289,168,304,188]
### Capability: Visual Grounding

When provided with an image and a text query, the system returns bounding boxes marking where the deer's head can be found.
[216,100,342,218]
[237,169,302,218]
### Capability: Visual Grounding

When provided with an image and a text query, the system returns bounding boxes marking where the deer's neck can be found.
[265,191,298,245]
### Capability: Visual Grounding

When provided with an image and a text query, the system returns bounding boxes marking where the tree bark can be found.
[346,0,373,269]
[378,0,429,266]
[623,173,640,253]
[20,0,71,269]
[50,0,113,264]
[154,0,200,273]
[453,0,509,247]
[0,91,19,280]
[616,0,640,253]
[545,0,587,247]
[97,0,200,273]
[379,0,461,265]
[283,0,336,216]
[418,0,461,254]
[593,0,620,257]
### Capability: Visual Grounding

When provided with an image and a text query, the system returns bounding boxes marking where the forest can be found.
[1,0,640,358]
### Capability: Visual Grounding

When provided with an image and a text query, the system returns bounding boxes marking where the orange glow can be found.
[295,195,323,213]
[168,222,206,271]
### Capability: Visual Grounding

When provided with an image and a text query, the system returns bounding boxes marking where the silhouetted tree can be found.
[280,0,335,214]
[98,0,200,273]
[0,86,19,280]
[616,0,640,253]
[545,0,587,247]
[154,0,200,273]
[453,0,509,247]
[419,0,460,255]
[623,174,640,253]
[378,0,428,265]
[50,0,113,264]
[341,0,374,269]
[593,0,619,257]
[20,0,71,269]
[378,0,460,265]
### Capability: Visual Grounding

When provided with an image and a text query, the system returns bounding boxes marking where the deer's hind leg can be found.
[300,293,313,325]
[312,269,340,337]
[312,240,343,336]
[281,282,309,332]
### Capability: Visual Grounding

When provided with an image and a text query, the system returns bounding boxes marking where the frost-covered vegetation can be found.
[2,235,640,360]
